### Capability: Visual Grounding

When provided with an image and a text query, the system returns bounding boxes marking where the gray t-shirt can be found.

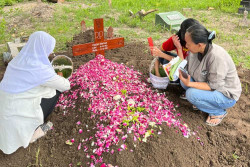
[186,43,242,101]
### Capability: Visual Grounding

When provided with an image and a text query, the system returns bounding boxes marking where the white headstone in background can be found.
[239,10,249,27]
[7,39,26,59]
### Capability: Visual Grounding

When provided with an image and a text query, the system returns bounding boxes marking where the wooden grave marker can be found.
[72,18,124,57]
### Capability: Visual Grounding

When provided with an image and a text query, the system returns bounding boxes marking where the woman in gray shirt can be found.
[179,24,242,126]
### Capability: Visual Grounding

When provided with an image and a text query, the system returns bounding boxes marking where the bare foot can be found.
[30,127,45,143]
[206,113,227,126]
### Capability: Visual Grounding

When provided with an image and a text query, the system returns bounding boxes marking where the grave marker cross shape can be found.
[72,18,124,57]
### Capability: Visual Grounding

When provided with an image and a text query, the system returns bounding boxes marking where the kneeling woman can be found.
[0,31,70,154]
[179,24,242,126]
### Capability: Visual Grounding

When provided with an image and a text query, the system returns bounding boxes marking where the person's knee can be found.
[186,88,199,103]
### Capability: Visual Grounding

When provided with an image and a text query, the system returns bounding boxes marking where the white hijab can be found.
[0,31,56,93]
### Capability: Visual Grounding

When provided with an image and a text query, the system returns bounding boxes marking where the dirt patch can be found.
[0,29,249,167]
[2,1,90,13]
[2,1,93,36]
[3,2,56,33]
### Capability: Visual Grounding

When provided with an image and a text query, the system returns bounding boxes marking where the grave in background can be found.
[4,37,28,64]
[239,0,250,13]
[155,11,186,32]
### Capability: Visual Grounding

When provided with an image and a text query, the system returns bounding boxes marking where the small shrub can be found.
[0,0,25,7]
[4,0,14,6]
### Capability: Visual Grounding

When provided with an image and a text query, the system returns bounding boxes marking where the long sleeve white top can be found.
[0,75,70,154]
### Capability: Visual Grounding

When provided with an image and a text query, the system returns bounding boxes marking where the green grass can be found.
[88,0,241,31]
[232,152,239,160]
[0,0,249,69]
[0,18,6,42]
[229,50,250,68]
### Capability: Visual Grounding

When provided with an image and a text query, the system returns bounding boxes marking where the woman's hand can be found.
[57,71,63,77]
[172,35,182,50]
[179,69,190,86]
[151,46,163,57]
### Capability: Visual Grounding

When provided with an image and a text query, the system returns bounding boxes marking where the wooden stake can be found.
[108,0,112,7]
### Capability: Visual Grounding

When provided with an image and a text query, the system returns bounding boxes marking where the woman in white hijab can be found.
[0,31,70,154]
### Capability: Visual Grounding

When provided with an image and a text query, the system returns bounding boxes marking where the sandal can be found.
[30,121,53,143]
[206,112,228,126]
[192,105,199,110]
[40,121,53,132]
[180,91,187,100]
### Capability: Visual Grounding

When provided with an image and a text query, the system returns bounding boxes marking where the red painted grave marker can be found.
[72,18,124,57]
[147,37,154,56]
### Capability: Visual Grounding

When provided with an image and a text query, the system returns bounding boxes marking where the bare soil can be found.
[0,29,249,167]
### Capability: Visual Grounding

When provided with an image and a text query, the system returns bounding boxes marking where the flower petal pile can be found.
[57,55,190,166]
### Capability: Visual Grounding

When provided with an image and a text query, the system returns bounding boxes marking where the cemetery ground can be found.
[0,1,249,167]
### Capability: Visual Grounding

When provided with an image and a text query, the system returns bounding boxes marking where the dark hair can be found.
[186,24,216,44]
[176,18,200,46]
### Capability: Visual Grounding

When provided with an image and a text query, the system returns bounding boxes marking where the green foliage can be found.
[52,56,73,78]
[4,0,14,6]
[121,89,127,96]
[35,147,41,167]
[151,67,167,77]
[127,106,146,113]
[232,152,239,160]
[0,18,6,43]
[229,50,250,69]
[219,0,241,13]
[55,69,72,78]
[136,107,146,112]
[52,57,72,66]
[0,1,5,7]
[0,0,25,7]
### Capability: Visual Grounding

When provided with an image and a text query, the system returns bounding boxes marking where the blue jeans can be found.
[158,51,177,65]
[180,78,236,116]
